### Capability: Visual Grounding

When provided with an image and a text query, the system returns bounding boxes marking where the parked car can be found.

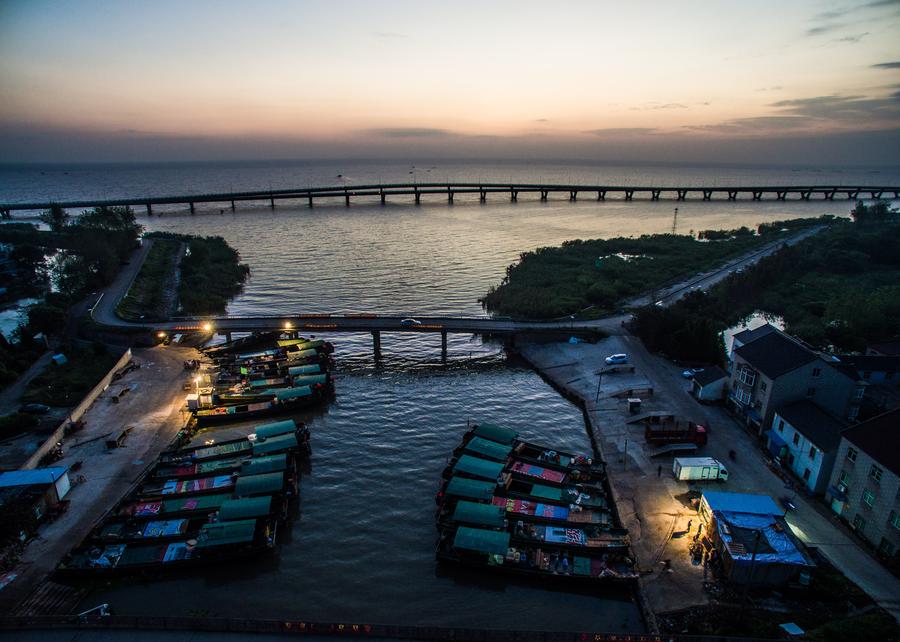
[682,367,704,379]
[400,318,422,327]
[605,353,628,365]
[20,403,50,415]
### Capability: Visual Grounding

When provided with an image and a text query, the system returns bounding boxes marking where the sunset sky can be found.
[1,0,899,164]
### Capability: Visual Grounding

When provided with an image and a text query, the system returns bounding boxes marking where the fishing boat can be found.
[153,452,292,480]
[159,420,309,465]
[435,525,637,584]
[116,493,234,520]
[56,517,277,578]
[441,451,601,489]
[192,385,329,425]
[202,332,280,357]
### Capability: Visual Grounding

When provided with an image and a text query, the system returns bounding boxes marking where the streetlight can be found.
[201,322,213,333]
[157,331,167,339]
[283,321,293,330]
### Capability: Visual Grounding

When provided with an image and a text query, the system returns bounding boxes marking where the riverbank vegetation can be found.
[481,216,831,320]
[631,203,900,362]
[116,238,182,320]
[22,343,121,407]
[144,232,250,316]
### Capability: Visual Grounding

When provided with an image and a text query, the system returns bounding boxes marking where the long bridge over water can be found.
[4,181,900,215]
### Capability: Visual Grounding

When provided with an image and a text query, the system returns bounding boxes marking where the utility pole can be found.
[672,207,679,235]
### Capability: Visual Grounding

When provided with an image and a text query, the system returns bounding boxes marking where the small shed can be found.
[691,366,727,402]
[0,467,70,504]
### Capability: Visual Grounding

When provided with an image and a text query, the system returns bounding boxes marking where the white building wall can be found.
[772,413,828,494]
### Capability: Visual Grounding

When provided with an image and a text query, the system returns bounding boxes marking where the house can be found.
[728,329,863,435]
[699,491,814,586]
[0,467,71,507]
[825,408,900,563]
[767,400,846,495]
[727,323,777,371]
[691,366,728,402]
[836,355,900,386]
[866,340,900,357]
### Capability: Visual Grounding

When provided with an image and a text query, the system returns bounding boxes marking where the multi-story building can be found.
[767,400,846,495]
[826,408,900,563]
[728,329,863,435]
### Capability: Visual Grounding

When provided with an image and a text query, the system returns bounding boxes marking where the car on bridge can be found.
[400,318,422,327]
[605,353,628,365]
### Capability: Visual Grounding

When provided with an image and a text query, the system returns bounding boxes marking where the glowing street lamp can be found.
[201,322,213,333]
[283,321,293,330]
[157,331,167,339]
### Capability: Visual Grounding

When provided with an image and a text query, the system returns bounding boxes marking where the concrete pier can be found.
[440,330,448,363]
[372,330,382,362]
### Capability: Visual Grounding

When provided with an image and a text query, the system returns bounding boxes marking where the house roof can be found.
[694,365,727,386]
[733,332,817,379]
[733,323,778,347]
[702,491,784,516]
[0,467,67,489]
[838,355,900,375]
[841,407,900,477]
[867,340,900,357]
[774,400,846,451]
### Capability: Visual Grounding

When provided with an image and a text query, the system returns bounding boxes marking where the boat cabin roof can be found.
[252,432,298,456]
[452,500,506,527]
[275,386,312,402]
[453,526,510,555]
[445,476,496,501]
[219,496,273,521]
[292,374,328,386]
[465,436,513,461]
[240,453,288,476]
[473,423,517,445]
[234,471,284,497]
[197,518,258,547]
[253,419,297,440]
[288,364,321,376]
[453,454,505,481]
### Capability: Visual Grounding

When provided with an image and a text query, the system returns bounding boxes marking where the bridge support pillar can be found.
[510,190,517,202]
[308,194,314,207]
[753,191,762,201]
[345,191,351,207]
[145,203,153,216]
[777,192,786,200]
[447,190,454,203]
[224,332,232,343]
[569,190,577,201]
[651,190,661,201]
[625,191,634,201]
[703,190,712,201]
[380,189,386,205]
[871,191,883,199]
[727,191,737,201]
[597,190,606,201]
[372,331,382,363]
[479,190,486,202]
[414,188,420,205]
[676,190,687,201]
[847,191,858,199]
[825,190,835,200]
[231,200,236,211]
[801,191,811,200]
[0,209,9,220]
[189,202,195,215]
[441,330,447,364]
[540,190,548,201]
[270,197,275,209]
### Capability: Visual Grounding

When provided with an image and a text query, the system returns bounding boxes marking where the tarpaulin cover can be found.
[444,476,496,501]
[453,526,510,555]
[540,526,586,545]
[254,420,297,440]
[234,471,284,497]
[465,436,513,461]
[452,500,506,527]
[492,497,569,520]
[251,432,298,455]
[511,461,566,483]
[473,423,518,445]
[453,455,505,481]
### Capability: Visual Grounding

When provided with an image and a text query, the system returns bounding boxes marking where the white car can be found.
[605,354,628,365]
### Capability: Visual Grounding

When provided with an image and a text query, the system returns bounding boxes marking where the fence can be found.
[21,348,132,470]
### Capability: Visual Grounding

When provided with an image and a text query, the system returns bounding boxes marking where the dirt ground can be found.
[0,344,200,614]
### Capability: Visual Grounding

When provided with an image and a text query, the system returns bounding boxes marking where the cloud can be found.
[372,31,407,39]
[770,94,900,121]
[806,25,839,36]
[534,118,549,122]
[583,127,658,136]
[833,32,870,43]
[360,127,453,138]
[755,86,784,92]
[872,61,900,69]
[685,116,813,134]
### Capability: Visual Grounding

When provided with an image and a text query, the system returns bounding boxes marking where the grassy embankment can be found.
[21,344,122,407]
[116,238,182,320]
[123,232,250,318]
[481,217,830,320]
[630,207,900,363]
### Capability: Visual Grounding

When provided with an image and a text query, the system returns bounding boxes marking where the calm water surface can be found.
[8,160,895,631]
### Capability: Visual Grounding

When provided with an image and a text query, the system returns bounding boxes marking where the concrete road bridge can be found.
[3,182,899,216]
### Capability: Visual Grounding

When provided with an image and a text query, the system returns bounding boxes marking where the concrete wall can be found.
[21,348,132,470]
[827,436,900,558]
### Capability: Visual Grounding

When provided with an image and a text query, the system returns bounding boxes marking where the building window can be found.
[862,489,875,507]
[837,470,849,493]
[792,433,800,445]
[738,368,756,386]
[809,446,817,459]
[854,387,865,400]
[803,468,811,482]
[870,465,883,483]
[889,510,900,530]
[735,388,751,405]
[853,514,866,532]
[812,367,821,378]
[847,448,858,463]
[806,387,816,397]
[878,538,895,557]
[761,381,767,392]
